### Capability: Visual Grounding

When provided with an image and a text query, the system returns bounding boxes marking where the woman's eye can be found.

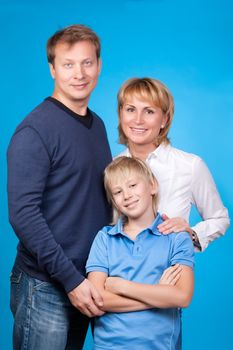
[146,109,155,114]
[126,107,134,112]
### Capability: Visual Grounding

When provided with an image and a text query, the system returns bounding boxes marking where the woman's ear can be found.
[161,113,168,129]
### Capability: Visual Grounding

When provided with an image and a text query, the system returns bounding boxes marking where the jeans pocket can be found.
[10,266,23,315]
[10,266,22,284]
[33,279,52,292]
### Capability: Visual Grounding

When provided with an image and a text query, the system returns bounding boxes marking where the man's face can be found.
[50,40,101,110]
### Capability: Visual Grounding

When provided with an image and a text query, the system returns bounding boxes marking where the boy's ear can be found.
[150,179,158,196]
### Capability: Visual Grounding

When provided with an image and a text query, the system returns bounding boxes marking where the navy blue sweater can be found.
[7,98,112,293]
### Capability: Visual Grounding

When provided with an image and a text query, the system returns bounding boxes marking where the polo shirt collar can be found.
[108,213,164,237]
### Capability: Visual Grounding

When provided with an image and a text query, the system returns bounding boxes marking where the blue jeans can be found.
[10,265,89,350]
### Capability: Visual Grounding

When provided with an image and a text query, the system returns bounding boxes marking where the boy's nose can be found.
[123,190,132,200]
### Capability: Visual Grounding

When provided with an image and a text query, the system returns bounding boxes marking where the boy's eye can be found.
[129,183,136,188]
[113,190,122,195]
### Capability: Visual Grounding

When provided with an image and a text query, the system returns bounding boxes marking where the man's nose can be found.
[74,64,85,79]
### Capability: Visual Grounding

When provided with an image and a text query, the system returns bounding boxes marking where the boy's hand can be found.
[159,264,182,285]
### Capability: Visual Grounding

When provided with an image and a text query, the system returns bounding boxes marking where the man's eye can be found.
[64,63,73,68]
[84,60,92,66]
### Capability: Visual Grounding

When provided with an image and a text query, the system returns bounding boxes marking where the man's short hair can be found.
[47,24,101,65]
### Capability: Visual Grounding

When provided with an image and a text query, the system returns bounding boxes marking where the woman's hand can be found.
[158,214,193,235]
[159,264,182,285]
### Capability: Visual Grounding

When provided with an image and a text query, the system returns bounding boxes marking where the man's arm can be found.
[88,271,150,312]
[7,127,103,316]
[105,265,194,309]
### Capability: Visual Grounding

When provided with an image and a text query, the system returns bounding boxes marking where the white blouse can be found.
[118,143,230,251]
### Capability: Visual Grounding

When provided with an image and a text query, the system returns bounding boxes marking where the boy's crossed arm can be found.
[87,263,191,313]
[88,271,150,312]
[105,265,194,309]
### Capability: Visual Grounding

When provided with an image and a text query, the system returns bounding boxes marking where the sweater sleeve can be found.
[7,126,84,293]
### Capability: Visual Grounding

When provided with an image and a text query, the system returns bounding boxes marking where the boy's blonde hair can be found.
[117,77,174,146]
[104,156,159,224]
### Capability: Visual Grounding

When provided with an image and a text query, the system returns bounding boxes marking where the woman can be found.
[117,77,229,251]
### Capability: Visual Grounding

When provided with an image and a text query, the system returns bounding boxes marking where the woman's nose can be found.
[134,112,144,124]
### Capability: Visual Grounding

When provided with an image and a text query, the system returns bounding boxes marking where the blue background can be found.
[1,0,232,349]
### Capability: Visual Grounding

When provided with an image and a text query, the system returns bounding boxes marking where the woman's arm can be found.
[157,157,229,251]
[88,271,151,312]
[157,215,201,250]
[190,157,230,251]
[105,265,194,309]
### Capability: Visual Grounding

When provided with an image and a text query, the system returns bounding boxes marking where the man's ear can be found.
[97,58,102,75]
[49,63,55,79]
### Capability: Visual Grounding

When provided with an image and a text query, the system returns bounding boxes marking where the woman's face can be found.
[120,96,167,151]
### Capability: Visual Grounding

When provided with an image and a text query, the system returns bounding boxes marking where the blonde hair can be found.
[104,156,159,224]
[117,77,174,146]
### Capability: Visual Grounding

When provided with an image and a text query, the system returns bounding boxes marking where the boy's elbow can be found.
[178,291,193,308]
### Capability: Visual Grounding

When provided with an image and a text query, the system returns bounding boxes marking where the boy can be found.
[86,156,194,349]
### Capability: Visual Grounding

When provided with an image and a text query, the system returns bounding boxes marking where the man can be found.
[7,24,112,350]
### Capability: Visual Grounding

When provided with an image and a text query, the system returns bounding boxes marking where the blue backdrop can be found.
[1,0,232,349]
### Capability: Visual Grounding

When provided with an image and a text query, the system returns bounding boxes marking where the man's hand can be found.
[159,264,182,285]
[68,279,105,317]
[158,214,193,235]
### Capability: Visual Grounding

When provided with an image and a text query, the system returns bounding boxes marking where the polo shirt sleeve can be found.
[170,232,195,268]
[86,228,109,275]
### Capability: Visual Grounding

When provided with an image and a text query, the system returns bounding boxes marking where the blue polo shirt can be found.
[86,213,194,350]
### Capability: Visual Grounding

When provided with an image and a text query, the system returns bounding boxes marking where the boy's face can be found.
[49,40,101,109]
[109,171,156,221]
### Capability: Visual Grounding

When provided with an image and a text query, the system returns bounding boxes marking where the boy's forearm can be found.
[119,281,192,308]
[101,290,151,312]
[106,266,194,309]
[87,271,151,313]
